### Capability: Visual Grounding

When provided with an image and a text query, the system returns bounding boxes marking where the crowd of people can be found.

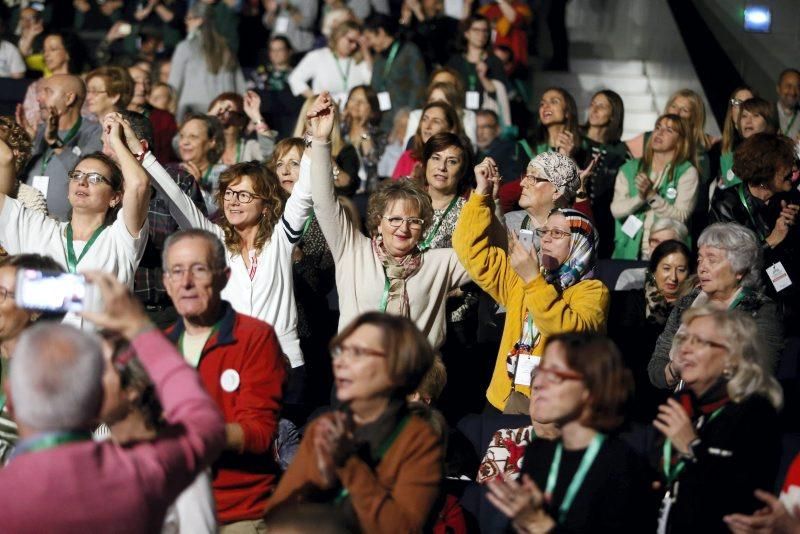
[0,0,799,532]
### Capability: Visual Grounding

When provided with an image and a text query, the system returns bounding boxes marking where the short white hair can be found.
[698,223,762,288]
[651,217,689,245]
[10,323,104,431]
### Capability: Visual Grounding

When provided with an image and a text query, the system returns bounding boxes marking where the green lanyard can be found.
[378,275,391,312]
[336,415,411,503]
[334,56,351,90]
[728,287,750,310]
[301,213,315,238]
[545,434,606,524]
[65,223,106,274]
[419,196,458,250]
[381,41,401,82]
[519,139,534,160]
[784,110,798,136]
[736,184,764,241]
[662,406,724,485]
[468,74,477,92]
[0,393,5,414]
[15,430,92,458]
[41,117,83,174]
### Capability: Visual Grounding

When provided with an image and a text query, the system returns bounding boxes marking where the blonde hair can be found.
[293,95,346,157]
[366,179,434,237]
[681,306,782,409]
[665,89,711,151]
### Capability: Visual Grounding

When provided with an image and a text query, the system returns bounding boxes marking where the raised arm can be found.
[106,114,151,237]
[308,92,361,261]
[80,272,225,501]
[452,158,517,306]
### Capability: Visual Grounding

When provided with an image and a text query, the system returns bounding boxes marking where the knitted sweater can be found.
[452,192,609,409]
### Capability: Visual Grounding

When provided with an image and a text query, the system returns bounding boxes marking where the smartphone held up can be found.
[15,269,99,314]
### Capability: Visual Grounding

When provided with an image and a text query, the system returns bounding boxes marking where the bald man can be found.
[24,74,103,220]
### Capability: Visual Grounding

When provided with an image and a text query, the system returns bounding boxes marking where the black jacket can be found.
[651,393,781,534]
[709,184,800,325]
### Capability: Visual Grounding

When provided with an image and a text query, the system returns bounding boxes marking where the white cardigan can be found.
[143,152,311,367]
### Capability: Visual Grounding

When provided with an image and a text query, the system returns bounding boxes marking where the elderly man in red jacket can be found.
[162,228,287,532]
[0,271,226,533]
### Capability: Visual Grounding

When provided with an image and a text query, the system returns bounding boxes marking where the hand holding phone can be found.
[16,270,97,314]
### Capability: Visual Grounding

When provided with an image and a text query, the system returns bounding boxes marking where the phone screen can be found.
[16,270,90,313]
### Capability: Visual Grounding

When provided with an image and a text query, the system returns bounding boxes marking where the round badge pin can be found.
[220,369,240,392]
[665,187,678,200]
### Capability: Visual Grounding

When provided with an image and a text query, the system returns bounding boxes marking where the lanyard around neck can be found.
[419,196,458,250]
[545,433,606,524]
[784,109,798,136]
[736,184,765,241]
[378,275,391,312]
[42,116,83,173]
[13,430,92,460]
[65,223,106,273]
[334,55,352,90]
[382,41,401,81]
[662,406,724,485]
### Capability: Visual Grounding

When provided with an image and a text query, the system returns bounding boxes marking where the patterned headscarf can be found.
[527,152,580,200]
[542,208,598,291]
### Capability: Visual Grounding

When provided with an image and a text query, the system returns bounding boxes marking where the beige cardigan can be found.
[310,141,470,349]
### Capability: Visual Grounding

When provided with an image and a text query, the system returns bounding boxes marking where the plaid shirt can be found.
[134,163,208,305]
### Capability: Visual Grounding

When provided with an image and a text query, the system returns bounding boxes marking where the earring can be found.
[376,234,383,242]
[722,364,734,380]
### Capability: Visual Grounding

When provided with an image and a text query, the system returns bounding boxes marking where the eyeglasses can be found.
[730,98,744,107]
[0,287,15,303]
[223,189,261,204]
[523,174,550,185]
[330,344,387,360]
[67,170,111,186]
[382,215,425,230]
[532,365,583,385]
[535,227,571,240]
[675,332,729,351]
[164,264,218,281]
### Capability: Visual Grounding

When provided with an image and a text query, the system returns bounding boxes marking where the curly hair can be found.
[366,179,434,237]
[214,161,287,256]
[732,133,794,187]
[0,116,32,175]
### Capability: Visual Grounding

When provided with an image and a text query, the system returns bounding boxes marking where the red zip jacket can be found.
[166,301,286,524]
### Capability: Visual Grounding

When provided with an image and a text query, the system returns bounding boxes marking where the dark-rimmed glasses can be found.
[223,189,261,204]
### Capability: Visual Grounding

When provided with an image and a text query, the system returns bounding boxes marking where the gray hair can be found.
[10,323,104,431]
[162,229,228,272]
[682,305,782,409]
[697,223,762,289]
[651,217,690,245]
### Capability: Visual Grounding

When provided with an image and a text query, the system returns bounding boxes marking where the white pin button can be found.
[220,369,240,392]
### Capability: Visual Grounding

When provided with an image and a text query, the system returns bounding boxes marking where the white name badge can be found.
[465,91,480,110]
[514,354,541,386]
[377,91,392,111]
[274,15,290,34]
[767,262,792,292]
[621,215,644,239]
[72,146,82,157]
[31,175,49,197]
[220,369,240,392]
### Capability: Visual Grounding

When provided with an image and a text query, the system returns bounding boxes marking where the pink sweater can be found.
[0,329,226,533]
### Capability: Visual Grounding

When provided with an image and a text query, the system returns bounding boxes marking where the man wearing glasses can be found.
[162,229,286,533]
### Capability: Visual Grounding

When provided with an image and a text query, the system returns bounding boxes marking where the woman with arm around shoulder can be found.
[653,306,783,533]
[611,113,699,260]
[264,312,444,533]
[309,91,470,352]
[486,333,651,532]
[648,223,783,390]
[453,155,609,413]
